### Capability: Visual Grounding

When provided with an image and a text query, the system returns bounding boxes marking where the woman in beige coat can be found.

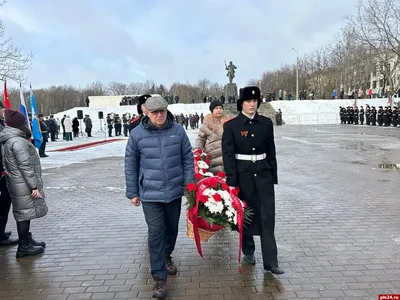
[195,100,230,174]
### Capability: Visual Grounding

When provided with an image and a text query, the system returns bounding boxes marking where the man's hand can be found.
[130,197,141,206]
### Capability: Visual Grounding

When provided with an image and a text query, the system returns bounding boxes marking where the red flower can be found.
[194,149,203,155]
[231,187,240,197]
[205,159,210,165]
[242,201,248,208]
[208,177,219,188]
[213,193,222,202]
[1,171,7,177]
[187,183,197,192]
[217,171,226,178]
[199,195,208,203]
[194,156,201,161]
[195,173,203,180]
[221,183,230,191]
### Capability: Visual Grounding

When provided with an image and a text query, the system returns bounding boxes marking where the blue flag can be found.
[30,84,42,149]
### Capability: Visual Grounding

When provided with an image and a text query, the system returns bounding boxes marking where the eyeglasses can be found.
[150,110,167,115]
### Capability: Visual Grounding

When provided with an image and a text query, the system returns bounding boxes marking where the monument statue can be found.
[225,61,237,83]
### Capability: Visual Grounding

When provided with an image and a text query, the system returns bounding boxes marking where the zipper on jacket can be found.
[158,130,168,200]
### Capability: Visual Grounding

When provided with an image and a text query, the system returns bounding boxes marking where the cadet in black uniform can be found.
[365,105,371,125]
[222,86,284,275]
[128,94,151,132]
[354,106,359,125]
[392,107,398,127]
[377,106,384,126]
[359,106,365,125]
[371,106,377,126]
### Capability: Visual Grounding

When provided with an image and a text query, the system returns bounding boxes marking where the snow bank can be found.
[269,98,393,125]
[52,103,212,130]
[52,98,395,127]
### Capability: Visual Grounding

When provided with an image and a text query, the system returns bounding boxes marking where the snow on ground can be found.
[41,129,200,170]
[269,98,392,125]
[52,103,211,131]
[53,98,396,128]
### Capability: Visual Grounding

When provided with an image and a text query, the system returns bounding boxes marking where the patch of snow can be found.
[270,98,391,124]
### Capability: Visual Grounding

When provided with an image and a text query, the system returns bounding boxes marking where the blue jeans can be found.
[142,198,182,280]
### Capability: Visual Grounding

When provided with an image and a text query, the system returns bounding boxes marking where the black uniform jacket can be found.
[222,112,278,188]
[128,115,143,132]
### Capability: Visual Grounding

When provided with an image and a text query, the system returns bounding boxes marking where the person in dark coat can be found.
[72,117,79,138]
[128,94,151,133]
[0,101,19,246]
[48,115,58,141]
[222,86,284,275]
[38,114,48,158]
[359,106,365,125]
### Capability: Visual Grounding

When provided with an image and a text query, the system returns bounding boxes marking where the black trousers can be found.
[242,188,278,268]
[142,198,182,280]
[39,140,47,156]
[0,178,11,236]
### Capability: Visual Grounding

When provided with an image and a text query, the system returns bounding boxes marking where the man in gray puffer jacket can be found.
[125,97,194,299]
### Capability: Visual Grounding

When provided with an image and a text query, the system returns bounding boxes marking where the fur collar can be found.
[202,114,231,134]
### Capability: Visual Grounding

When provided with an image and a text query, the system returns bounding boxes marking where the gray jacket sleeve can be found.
[12,140,38,189]
[125,134,140,199]
[180,127,195,185]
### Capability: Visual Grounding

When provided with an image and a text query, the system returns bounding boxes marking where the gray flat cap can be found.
[144,97,168,112]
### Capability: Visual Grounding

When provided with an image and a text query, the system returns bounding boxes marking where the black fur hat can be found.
[137,94,152,115]
[209,100,223,112]
[236,86,261,111]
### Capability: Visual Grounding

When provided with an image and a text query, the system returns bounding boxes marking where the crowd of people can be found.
[0,88,283,299]
[339,105,399,126]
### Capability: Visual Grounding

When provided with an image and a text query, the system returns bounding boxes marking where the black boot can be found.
[0,232,18,246]
[16,240,44,258]
[28,232,46,248]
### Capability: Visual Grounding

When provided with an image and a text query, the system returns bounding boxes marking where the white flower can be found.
[219,190,231,201]
[203,172,214,177]
[197,160,209,169]
[202,188,213,196]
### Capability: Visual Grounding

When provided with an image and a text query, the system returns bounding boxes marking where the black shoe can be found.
[165,255,177,275]
[264,266,284,275]
[28,232,46,248]
[152,279,167,298]
[243,254,256,265]
[16,240,44,258]
[0,232,18,247]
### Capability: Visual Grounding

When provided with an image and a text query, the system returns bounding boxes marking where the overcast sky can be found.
[1,0,358,89]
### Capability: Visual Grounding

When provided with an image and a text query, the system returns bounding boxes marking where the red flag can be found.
[3,80,11,108]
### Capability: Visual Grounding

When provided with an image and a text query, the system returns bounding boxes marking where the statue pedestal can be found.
[224,83,238,100]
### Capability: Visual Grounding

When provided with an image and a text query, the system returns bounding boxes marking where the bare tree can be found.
[107,82,128,95]
[346,0,400,92]
[0,1,32,81]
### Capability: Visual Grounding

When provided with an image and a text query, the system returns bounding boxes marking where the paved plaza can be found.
[0,124,400,300]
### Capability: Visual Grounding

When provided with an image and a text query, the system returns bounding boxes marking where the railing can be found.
[283,113,340,125]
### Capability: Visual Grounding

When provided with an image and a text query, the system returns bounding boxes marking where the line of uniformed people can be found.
[340,105,399,127]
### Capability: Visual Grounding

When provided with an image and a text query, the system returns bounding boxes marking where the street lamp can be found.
[292,48,299,100]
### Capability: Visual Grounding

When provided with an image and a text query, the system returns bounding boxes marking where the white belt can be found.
[235,153,266,162]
